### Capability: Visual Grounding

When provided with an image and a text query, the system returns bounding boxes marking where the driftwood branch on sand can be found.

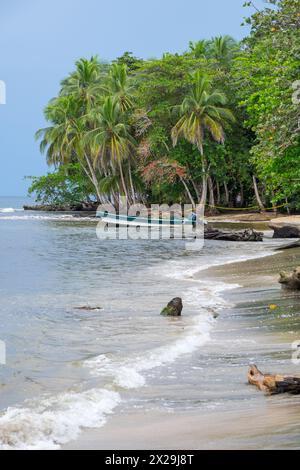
[274,239,300,251]
[279,267,300,290]
[248,365,300,395]
[204,228,263,242]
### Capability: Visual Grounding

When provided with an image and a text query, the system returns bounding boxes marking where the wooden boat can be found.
[96,210,206,228]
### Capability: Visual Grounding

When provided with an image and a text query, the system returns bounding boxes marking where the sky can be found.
[0,0,267,196]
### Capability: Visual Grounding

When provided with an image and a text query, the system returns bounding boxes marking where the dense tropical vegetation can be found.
[30,0,300,213]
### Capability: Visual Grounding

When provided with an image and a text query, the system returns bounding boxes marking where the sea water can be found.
[0,196,299,449]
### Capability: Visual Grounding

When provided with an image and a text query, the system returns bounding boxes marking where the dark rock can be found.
[161,298,183,317]
[23,202,98,212]
[270,223,300,239]
[279,267,300,290]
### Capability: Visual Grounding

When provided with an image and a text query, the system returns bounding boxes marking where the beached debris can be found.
[269,218,300,239]
[204,228,263,242]
[279,267,300,290]
[274,239,300,251]
[248,365,300,395]
[74,306,103,311]
[161,298,183,317]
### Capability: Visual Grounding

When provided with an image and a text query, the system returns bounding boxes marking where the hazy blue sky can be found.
[0,0,267,196]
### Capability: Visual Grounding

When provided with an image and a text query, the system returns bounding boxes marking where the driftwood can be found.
[274,240,300,251]
[279,267,300,290]
[204,228,263,242]
[248,365,300,395]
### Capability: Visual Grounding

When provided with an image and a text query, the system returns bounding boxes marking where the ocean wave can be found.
[0,214,96,221]
[85,312,214,389]
[0,240,277,449]
[0,388,120,450]
[84,267,239,390]
[0,208,24,213]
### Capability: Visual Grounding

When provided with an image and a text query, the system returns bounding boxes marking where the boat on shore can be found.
[96,210,206,228]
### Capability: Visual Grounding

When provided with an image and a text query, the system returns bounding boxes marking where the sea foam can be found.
[0,388,120,450]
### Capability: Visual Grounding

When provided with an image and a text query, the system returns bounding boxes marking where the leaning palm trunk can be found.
[118,159,129,203]
[252,175,265,212]
[191,179,201,202]
[128,160,136,205]
[179,177,196,209]
[199,154,208,210]
[79,154,102,202]
[84,153,101,201]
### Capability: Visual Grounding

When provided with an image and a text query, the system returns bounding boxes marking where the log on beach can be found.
[204,228,263,242]
[248,365,300,395]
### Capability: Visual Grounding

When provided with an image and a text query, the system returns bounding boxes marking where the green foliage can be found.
[26,164,95,206]
[234,0,300,206]
[32,6,300,211]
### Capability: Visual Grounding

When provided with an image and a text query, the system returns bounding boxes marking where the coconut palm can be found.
[61,57,106,110]
[209,35,239,66]
[171,71,235,207]
[107,64,134,112]
[36,95,102,201]
[85,96,136,202]
[188,40,209,59]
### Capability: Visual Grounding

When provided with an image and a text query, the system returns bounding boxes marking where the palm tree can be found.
[171,71,235,207]
[36,95,102,201]
[61,57,106,110]
[85,96,136,202]
[188,40,209,59]
[209,35,239,67]
[107,64,134,112]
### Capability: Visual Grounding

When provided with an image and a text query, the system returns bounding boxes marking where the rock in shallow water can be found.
[279,267,300,290]
[161,298,183,317]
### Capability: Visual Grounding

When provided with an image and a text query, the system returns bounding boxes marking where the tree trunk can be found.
[199,153,208,210]
[252,175,265,212]
[79,155,101,202]
[83,154,102,202]
[240,183,244,207]
[208,176,215,209]
[118,160,129,204]
[180,177,196,209]
[216,181,221,205]
[286,198,291,215]
[224,181,229,205]
[128,160,136,205]
[191,179,201,202]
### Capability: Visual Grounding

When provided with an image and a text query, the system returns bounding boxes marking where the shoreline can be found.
[64,243,300,450]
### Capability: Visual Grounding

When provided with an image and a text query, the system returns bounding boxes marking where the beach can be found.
[64,248,300,450]
[1,198,300,450]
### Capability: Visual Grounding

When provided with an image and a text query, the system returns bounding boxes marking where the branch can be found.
[250,1,260,12]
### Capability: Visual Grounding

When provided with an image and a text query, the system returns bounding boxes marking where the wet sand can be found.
[65,245,300,450]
